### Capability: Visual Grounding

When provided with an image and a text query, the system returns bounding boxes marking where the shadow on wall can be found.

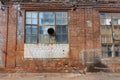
[86,61,112,72]
[81,49,114,72]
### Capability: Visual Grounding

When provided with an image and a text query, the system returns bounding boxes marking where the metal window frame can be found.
[100,12,120,58]
[25,11,68,44]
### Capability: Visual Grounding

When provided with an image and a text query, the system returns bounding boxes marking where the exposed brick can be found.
[0,2,120,72]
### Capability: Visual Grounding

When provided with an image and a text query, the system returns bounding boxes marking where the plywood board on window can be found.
[114,28,120,40]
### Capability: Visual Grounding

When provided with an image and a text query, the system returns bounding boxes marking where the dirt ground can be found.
[0,72,120,80]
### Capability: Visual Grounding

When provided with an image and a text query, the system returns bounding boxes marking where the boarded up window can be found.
[100,13,120,57]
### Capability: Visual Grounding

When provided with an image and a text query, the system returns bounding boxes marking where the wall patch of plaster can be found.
[24,44,69,58]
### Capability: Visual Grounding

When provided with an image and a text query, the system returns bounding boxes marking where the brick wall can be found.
[0,3,120,72]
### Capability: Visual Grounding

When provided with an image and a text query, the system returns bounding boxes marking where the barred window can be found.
[25,11,68,44]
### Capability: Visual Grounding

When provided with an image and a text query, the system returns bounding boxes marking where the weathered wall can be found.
[6,6,17,68]
[0,2,120,72]
[0,9,7,68]
[0,5,101,71]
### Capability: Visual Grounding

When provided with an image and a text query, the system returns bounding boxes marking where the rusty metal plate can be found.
[24,44,69,58]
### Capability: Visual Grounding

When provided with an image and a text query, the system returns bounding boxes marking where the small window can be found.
[105,19,111,25]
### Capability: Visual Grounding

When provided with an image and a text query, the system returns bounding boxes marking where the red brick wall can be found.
[0,3,120,72]
[0,10,7,68]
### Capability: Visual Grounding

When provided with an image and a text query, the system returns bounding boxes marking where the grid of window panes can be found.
[100,13,120,57]
[25,11,68,44]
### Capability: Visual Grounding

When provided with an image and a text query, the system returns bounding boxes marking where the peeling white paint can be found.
[24,44,69,58]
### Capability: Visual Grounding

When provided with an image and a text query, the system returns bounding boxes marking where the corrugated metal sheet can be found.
[24,44,69,58]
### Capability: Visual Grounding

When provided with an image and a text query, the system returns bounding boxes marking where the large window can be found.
[25,11,68,44]
[100,13,120,57]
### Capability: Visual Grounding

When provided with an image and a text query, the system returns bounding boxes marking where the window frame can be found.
[25,11,69,44]
[100,12,120,57]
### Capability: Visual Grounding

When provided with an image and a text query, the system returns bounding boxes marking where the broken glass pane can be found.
[39,26,55,43]
[105,19,111,25]
[40,26,55,35]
